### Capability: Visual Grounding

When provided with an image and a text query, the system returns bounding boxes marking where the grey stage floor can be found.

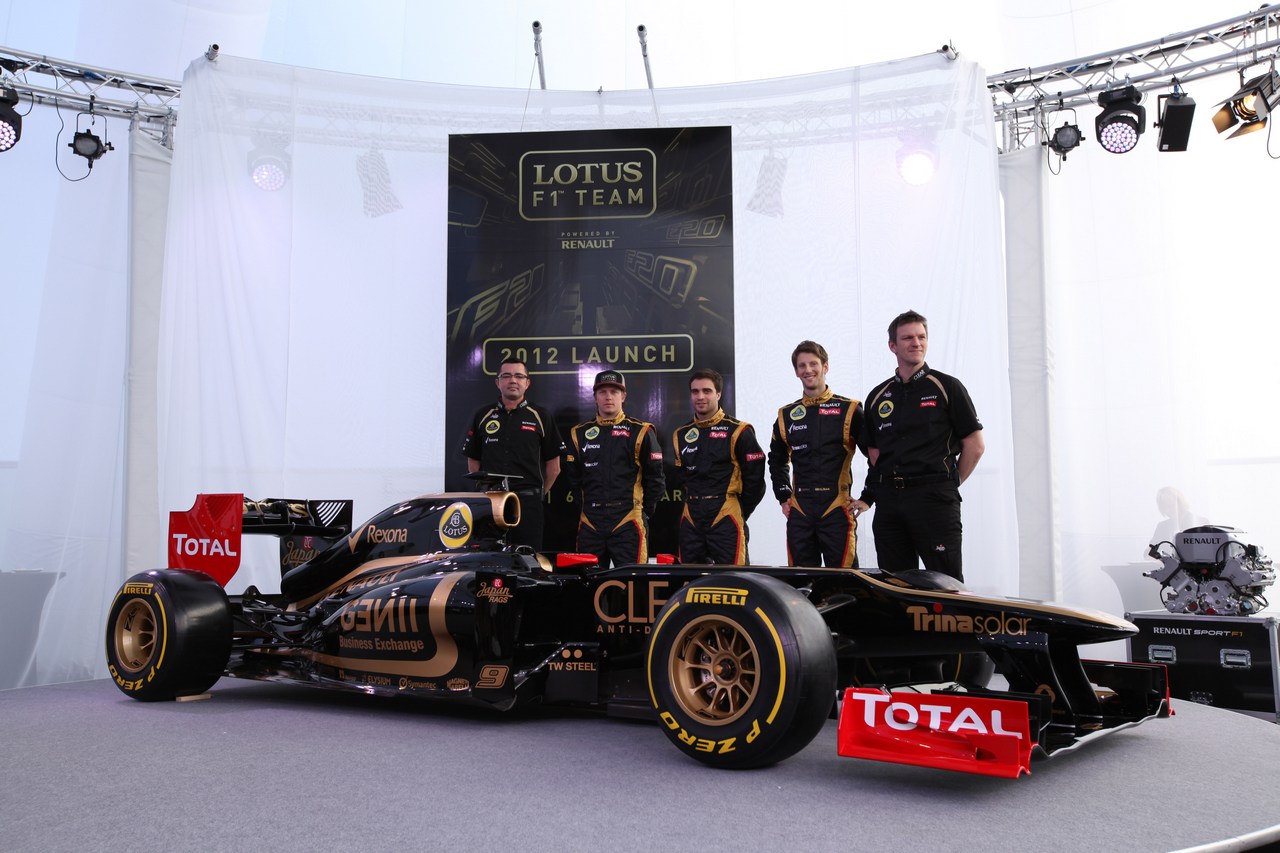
[2,678,1279,853]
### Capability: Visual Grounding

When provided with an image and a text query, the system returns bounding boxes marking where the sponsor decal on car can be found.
[907,604,1031,636]
[439,502,474,549]
[686,586,749,606]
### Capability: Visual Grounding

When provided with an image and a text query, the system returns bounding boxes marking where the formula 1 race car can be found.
[105,481,1171,778]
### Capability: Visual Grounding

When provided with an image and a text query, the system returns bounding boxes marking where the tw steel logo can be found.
[593,580,670,634]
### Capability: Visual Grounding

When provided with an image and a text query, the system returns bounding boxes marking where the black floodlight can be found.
[1095,86,1146,153]
[0,86,21,152]
[1156,90,1197,151]
[1048,123,1083,158]
[69,129,112,164]
[1212,69,1280,139]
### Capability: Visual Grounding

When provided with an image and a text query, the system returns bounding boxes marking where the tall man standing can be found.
[460,359,563,550]
[768,341,865,567]
[851,310,984,581]
[564,370,666,567]
[672,368,766,564]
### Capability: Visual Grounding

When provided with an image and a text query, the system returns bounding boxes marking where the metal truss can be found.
[7,5,1280,156]
[0,45,181,146]
[987,5,1280,152]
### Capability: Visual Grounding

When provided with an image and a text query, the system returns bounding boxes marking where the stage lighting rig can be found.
[67,102,113,170]
[1095,85,1145,153]
[896,140,936,186]
[248,141,290,191]
[1048,122,1083,158]
[0,86,22,152]
[1212,66,1280,139]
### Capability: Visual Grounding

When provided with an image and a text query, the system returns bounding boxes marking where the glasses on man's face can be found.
[498,372,529,381]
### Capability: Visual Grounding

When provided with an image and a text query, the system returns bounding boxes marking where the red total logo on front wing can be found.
[836,687,1034,778]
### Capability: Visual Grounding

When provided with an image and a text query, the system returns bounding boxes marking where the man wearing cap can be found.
[851,310,984,581]
[671,368,766,564]
[768,340,865,567]
[460,359,563,550]
[564,369,666,567]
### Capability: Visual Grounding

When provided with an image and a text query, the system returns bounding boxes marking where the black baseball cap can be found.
[593,369,626,391]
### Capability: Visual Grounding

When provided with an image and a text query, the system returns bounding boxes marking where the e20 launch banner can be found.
[446,126,734,552]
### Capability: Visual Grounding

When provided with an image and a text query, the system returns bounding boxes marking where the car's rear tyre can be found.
[647,572,836,769]
[105,570,231,701]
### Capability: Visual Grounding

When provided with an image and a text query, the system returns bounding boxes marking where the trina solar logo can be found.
[687,586,749,606]
[519,147,657,222]
[906,604,1031,635]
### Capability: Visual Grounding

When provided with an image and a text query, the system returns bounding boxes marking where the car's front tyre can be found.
[646,572,837,769]
[105,570,231,701]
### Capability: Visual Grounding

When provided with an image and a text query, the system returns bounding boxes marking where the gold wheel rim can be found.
[113,599,158,673]
[667,614,759,726]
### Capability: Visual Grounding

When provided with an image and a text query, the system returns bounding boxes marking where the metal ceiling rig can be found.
[987,4,1280,152]
[0,44,180,147]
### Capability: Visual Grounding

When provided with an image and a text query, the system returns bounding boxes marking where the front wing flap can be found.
[837,688,1034,778]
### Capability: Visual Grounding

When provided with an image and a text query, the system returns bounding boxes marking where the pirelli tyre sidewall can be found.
[647,572,836,769]
[105,569,232,701]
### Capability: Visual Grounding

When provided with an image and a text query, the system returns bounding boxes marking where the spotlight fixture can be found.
[896,141,936,186]
[1095,86,1146,153]
[0,86,21,152]
[1048,123,1083,158]
[1212,68,1280,139]
[248,144,290,192]
[69,129,112,164]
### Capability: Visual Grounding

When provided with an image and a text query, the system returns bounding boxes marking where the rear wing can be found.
[168,493,354,587]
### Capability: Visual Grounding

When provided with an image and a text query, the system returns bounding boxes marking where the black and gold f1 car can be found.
[105,482,1170,778]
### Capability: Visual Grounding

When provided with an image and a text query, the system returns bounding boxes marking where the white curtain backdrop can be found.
[156,52,1016,598]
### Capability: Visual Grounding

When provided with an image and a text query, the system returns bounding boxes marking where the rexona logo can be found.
[439,502,474,549]
[349,523,409,553]
[906,604,1031,636]
[687,586,749,606]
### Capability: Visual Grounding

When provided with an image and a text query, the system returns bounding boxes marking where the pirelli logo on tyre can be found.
[122,583,154,596]
[686,587,749,606]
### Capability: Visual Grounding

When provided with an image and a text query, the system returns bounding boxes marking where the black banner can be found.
[446,126,734,552]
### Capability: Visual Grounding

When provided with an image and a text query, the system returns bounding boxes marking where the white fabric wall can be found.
[157,52,1016,599]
